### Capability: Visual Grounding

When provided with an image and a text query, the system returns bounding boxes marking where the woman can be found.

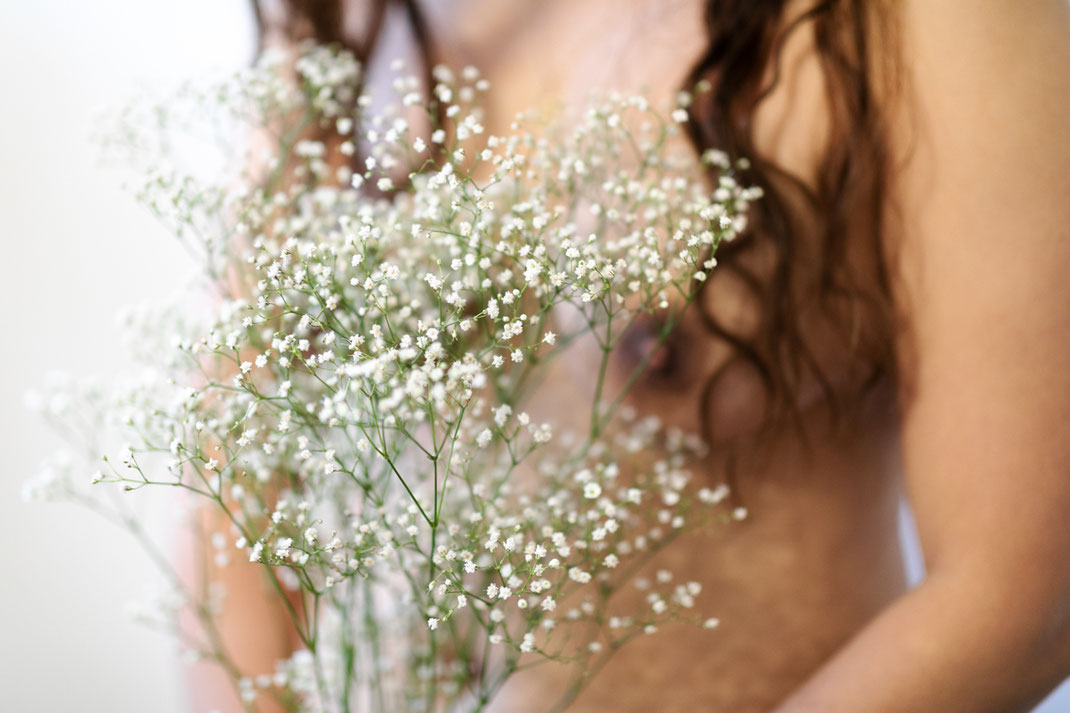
[185,0,1070,711]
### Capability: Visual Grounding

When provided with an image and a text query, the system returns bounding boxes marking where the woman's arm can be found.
[775,1,1070,711]
[177,500,303,713]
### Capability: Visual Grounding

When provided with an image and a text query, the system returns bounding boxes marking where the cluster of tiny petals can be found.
[26,44,756,713]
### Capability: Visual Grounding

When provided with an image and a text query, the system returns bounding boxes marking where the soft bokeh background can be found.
[0,2,1067,712]
[0,2,252,712]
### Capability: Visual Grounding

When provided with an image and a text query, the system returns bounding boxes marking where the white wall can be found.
[0,2,1066,712]
[0,2,253,712]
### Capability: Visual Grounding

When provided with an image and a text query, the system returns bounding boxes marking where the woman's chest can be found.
[424,0,705,116]
[423,0,830,184]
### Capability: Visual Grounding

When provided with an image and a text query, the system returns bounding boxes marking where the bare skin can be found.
[435,2,908,710]
[185,1,1070,711]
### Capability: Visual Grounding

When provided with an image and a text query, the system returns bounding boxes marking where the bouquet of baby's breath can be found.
[25,44,759,713]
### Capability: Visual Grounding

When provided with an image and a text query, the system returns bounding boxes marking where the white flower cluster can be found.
[25,43,759,713]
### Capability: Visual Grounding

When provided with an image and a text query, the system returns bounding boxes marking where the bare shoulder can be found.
[891,0,1070,232]
[889,0,1070,369]
[886,0,1070,591]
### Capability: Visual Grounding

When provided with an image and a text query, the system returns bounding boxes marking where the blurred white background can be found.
[0,2,253,712]
[0,2,1067,712]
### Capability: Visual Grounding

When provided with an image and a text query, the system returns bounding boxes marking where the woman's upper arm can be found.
[893,0,1070,630]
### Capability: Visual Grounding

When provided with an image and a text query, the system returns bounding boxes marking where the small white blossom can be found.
[28,52,758,708]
